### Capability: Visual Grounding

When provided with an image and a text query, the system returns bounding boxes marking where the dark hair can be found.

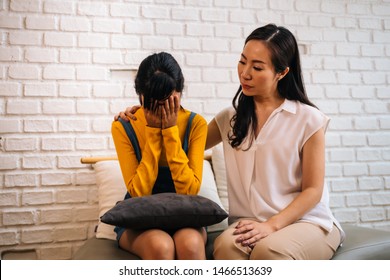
[229,23,317,149]
[134,52,184,110]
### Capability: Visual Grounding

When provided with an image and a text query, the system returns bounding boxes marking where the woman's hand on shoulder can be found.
[114,105,141,121]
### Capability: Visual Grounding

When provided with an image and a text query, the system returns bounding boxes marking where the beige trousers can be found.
[213,221,341,260]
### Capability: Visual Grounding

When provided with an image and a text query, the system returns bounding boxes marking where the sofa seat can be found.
[75,154,390,260]
[73,224,390,260]
[331,224,390,260]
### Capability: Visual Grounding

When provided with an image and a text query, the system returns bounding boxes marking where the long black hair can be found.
[229,23,317,149]
[134,52,184,111]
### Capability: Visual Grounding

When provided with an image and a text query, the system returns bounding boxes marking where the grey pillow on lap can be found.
[100,192,228,230]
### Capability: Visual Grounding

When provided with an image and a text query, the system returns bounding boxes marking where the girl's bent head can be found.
[135,52,184,110]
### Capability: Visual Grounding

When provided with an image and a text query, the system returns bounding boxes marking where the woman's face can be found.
[237,40,280,98]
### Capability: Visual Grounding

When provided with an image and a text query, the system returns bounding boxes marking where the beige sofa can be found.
[74,146,390,260]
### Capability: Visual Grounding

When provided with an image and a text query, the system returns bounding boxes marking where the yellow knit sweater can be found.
[111,108,207,197]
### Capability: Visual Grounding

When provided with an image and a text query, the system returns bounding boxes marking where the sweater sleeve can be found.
[111,120,162,197]
[162,114,208,195]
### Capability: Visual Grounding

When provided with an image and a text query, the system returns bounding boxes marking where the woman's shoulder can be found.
[215,106,234,119]
[293,100,330,131]
[293,100,326,118]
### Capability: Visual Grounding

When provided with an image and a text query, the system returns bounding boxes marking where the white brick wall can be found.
[0,0,389,259]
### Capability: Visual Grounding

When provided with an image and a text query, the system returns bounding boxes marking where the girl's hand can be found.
[114,105,141,121]
[114,92,179,129]
[233,220,276,248]
[144,100,163,128]
[161,95,180,129]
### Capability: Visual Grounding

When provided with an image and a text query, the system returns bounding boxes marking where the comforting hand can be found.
[233,220,276,248]
[114,105,141,121]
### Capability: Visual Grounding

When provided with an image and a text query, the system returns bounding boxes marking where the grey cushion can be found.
[100,193,228,230]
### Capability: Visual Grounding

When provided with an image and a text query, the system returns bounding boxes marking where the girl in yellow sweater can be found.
[111,52,208,259]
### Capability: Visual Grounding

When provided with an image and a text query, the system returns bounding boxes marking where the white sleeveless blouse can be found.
[215,99,344,241]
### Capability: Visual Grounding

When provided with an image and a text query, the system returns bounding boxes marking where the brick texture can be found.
[1,0,389,259]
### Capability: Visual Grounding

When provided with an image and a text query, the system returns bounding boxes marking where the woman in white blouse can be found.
[206,24,344,260]
[117,23,345,260]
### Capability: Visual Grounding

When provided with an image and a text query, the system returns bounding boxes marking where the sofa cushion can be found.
[198,160,228,232]
[332,224,390,260]
[100,192,228,230]
[94,160,127,240]
[73,237,139,260]
[212,144,229,212]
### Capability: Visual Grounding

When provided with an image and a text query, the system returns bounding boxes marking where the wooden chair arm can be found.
[80,156,118,164]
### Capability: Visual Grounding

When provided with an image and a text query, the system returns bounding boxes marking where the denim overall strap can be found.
[118,118,141,162]
[183,111,196,154]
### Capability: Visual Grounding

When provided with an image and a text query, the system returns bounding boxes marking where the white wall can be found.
[0,0,389,259]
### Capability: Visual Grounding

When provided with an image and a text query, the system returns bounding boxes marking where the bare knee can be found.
[119,229,175,260]
[174,228,206,260]
[146,238,175,259]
